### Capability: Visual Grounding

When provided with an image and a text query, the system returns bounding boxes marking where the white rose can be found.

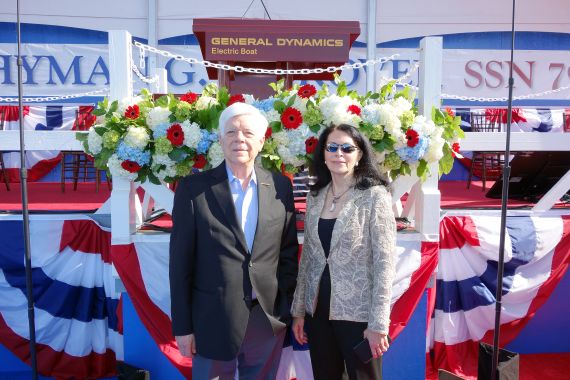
[195,96,219,110]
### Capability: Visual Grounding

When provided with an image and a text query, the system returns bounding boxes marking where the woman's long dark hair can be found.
[310,124,386,195]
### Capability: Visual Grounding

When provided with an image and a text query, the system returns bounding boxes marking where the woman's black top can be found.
[315,217,336,318]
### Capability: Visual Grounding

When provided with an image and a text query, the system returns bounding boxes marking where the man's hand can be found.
[292,317,308,345]
[176,334,196,358]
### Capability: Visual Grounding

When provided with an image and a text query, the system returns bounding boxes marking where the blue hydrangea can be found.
[396,136,429,163]
[252,98,276,113]
[116,141,151,166]
[196,130,215,154]
[153,123,170,138]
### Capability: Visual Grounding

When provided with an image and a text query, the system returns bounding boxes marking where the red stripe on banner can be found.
[389,241,439,340]
[0,313,117,379]
[60,219,112,263]
[0,105,29,121]
[430,340,479,380]
[5,155,63,183]
[111,244,193,378]
[439,216,481,250]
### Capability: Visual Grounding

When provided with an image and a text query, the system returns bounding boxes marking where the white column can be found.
[416,37,443,241]
[108,30,136,243]
[366,0,377,93]
[108,30,133,101]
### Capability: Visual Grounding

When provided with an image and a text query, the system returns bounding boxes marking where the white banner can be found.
[1,43,569,101]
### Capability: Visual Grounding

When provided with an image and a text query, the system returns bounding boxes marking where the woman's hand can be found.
[363,329,389,359]
[292,317,308,345]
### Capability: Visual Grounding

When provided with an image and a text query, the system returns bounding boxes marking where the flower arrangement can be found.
[77,76,463,184]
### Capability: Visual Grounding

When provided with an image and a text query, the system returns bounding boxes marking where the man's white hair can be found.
[218,102,268,138]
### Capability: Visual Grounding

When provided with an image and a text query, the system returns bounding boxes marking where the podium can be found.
[193,18,360,98]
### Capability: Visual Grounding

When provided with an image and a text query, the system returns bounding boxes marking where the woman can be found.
[291,124,396,380]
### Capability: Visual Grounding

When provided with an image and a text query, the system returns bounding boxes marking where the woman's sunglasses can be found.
[325,143,358,154]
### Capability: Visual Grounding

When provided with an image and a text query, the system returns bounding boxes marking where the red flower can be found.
[405,128,420,147]
[167,123,185,146]
[445,107,455,117]
[281,107,303,130]
[305,137,319,154]
[180,92,199,104]
[265,127,273,139]
[121,160,141,173]
[347,104,361,116]
[297,84,317,99]
[193,154,207,169]
[227,94,246,106]
[124,104,140,119]
[451,142,461,157]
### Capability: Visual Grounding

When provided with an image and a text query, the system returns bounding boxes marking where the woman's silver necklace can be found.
[329,185,351,212]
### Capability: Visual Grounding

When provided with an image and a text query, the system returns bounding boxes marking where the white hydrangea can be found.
[423,135,445,163]
[319,95,360,127]
[411,115,436,136]
[207,142,224,168]
[285,124,315,156]
[146,107,171,131]
[95,115,106,125]
[152,154,177,180]
[261,109,281,123]
[286,95,308,114]
[243,94,256,104]
[181,121,202,149]
[277,145,305,167]
[107,154,138,181]
[195,96,219,110]
[117,96,143,115]
[271,131,290,146]
[87,126,103,155]
[124,126,150,149]
[390,97,413,116]
[362,103,382,125]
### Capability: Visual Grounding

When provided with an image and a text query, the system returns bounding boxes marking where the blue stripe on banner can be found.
[436,217,537,313]
[535,109,553,132]
[435,277,495,313]
[35,106,63,130]
[0,221,119,331]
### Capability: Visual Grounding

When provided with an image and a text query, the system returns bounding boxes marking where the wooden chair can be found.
[60,109,111,192]
[0,108,11,191]
[467,112,505,191]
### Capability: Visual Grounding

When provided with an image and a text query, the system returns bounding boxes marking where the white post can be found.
[366,0,377,93]
[108,30,136,243]
[150,67,168,94]
[416,37,443,241]
[109,30,133,101]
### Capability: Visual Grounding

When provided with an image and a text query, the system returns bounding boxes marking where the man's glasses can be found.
[325,143,358,154]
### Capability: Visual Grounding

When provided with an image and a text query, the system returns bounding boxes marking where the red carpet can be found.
[519,353,570,380]
[1,181,568,213]
[0,182,111,212]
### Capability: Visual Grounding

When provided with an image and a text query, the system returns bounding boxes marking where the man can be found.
[169,102,299,379]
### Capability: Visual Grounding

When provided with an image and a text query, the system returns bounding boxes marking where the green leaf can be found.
[336,81,348,97]
[92,108,106,116]
[155,95,169,108]
[147,171,161,185]
[269,120,283,133]
[372,136,395,152]
[416,159,428,181]
[76,132,88,142]
[94,149,113,169]
[108,100,118,114]
[168,149,187,162]
[287,95,296,108]
[439,144,455,175]
[309,124,321,134]
[94,126,107,136]
[218,87,230,105]
[273,100,287,113]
